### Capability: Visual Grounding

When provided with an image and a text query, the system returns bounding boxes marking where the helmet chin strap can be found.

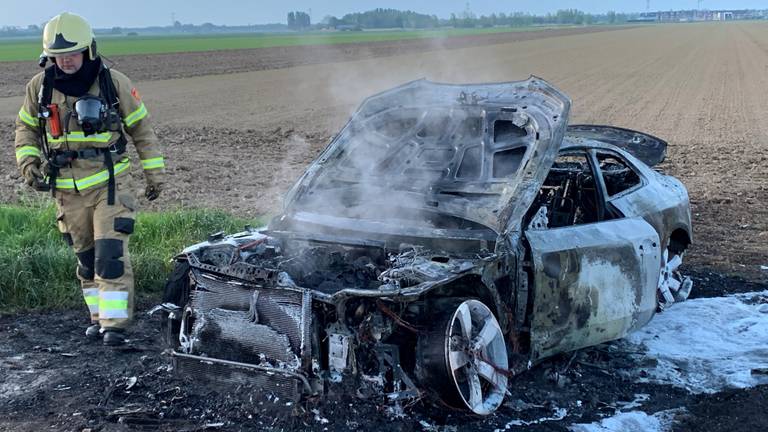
[89,40,98,60]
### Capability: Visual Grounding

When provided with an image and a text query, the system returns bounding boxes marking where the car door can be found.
[593,149,690,249]
[524,150,660,361]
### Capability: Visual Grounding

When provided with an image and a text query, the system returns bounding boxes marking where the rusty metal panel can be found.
[525,217,659,361]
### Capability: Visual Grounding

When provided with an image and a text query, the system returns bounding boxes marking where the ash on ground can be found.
[1,269,766,432]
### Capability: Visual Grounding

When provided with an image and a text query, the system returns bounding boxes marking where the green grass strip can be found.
[0,25,578,62]
[0,202,259,312]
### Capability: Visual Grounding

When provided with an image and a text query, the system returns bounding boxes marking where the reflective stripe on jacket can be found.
[14,68,166,190]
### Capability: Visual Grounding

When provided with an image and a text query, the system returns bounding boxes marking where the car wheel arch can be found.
[423,274,493,305]
[419,273,515,342]
[667,228,692,255]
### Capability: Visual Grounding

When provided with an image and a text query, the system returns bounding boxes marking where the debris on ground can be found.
[1,274,766,431]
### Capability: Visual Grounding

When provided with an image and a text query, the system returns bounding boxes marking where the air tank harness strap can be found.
[50,136,126,204]
[38,64,127,204]
[98,64,124,206]
[39,67,56,196]
[103,148,115,205]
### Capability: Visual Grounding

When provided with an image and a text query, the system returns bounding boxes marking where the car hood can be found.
[280,76,571,234]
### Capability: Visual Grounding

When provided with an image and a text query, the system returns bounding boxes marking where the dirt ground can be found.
[0,27,627,98]
[1,22,768,431]
[0,273,765,432]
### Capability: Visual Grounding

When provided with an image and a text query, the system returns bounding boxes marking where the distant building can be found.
[653,9,763,22]
[628,14,657,23]
[713,12,734,21]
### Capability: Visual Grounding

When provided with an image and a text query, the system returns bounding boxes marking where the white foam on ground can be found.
[569,408,683,432]
[625,291,768,393]
[494,407,568,431]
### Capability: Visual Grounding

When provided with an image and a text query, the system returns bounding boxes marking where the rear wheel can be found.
[657,244,692,310]
[418,299,508,415]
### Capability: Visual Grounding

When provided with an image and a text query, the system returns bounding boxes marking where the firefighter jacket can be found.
[14,68,165,192]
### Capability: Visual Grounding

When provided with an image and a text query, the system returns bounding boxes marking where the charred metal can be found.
[158,77,693,415]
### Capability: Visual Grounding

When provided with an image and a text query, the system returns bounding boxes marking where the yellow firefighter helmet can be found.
[42,12,97,59]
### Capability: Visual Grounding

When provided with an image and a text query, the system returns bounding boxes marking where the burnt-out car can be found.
[157,77,692,415]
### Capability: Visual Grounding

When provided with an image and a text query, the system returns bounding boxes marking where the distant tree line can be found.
[4,7,768,39]
[319,8,634,30]
[324,8,439,29]
[448,9,632,27]
[0,21,288,38]
[287,11,311,29]
[308,8,638,30]
[0,24,41,37]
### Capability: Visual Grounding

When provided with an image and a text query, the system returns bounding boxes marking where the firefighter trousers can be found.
[55,176,137,329]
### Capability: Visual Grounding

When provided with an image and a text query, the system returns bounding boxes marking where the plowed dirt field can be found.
[2,22,766,280]
[2,23,768,431]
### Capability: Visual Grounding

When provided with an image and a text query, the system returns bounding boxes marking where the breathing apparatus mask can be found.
[73,95,121,136]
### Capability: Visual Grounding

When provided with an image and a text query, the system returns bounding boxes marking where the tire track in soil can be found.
[670,24,768,275]
[0,26,632,98]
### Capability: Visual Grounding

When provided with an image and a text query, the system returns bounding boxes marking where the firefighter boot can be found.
[102,328,126,346]
[85,324,100,338]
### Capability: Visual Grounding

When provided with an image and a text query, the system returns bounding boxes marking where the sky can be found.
[1,0,766,28]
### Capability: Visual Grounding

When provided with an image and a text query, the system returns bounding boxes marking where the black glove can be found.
[145,183,162,201]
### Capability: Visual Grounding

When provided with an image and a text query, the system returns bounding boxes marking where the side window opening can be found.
[526,153,602,229]
[597,153,641,197]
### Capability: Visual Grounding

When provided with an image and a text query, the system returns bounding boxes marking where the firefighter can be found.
[14,12,166,346]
